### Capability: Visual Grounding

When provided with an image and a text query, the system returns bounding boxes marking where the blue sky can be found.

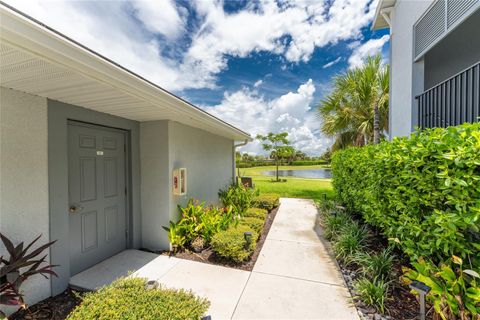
[7,0,389,155]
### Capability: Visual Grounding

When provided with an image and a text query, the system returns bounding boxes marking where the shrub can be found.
[331,123,480,266]
[211,225,258,262]
[219,184,258,215]
[238,217,265,235]
[402,256,480,319]
[252,194,280,211]
[67,278,210,320]
[333,222,368,262]
[354,277,390,313]
[353,248,395,281]
[244,208,268,220]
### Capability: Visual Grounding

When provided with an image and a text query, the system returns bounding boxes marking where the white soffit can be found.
[372,0,396,30]
[0,4,251,141]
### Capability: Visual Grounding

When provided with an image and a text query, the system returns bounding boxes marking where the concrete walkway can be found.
[70,198,358,320]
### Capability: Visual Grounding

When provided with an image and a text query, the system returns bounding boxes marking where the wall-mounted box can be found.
[173,168,187,195]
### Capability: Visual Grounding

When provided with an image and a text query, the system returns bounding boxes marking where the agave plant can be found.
[0,233,57,316]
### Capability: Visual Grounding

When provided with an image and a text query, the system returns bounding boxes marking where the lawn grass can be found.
[238,165,334,201]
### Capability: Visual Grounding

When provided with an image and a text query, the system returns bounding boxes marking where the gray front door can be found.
[68,122,127,275]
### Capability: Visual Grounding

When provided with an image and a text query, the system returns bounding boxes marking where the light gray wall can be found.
[139,120,234,251]
[389,0,432,138]
[0,87,50,313]
[48,99,141,295]
[424,9,480,89]
[139,120,171,250]
[169,121,234,213]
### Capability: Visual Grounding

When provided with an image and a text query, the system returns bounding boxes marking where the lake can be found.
[262,168,332,179]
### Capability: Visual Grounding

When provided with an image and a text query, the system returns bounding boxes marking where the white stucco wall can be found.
[0,87,50,313]
[389,0,432,138]
[139,120,234,251]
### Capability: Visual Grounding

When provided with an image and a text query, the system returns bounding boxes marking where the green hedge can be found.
[67,278,209,320]
[252,194,280,211]
[331,123,480,267]
[239,217,265,235]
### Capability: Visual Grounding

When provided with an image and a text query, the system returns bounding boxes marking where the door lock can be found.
[69,205,83,214]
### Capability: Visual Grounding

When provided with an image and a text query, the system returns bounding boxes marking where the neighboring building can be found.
[0,4,250,310]
[373,0,480,138]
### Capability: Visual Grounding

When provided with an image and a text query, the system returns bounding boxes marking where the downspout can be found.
[233,139,249,184]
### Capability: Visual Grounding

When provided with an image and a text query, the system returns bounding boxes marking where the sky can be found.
[5,0,390,155]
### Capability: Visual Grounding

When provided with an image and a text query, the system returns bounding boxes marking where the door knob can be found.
[69,205,83,214]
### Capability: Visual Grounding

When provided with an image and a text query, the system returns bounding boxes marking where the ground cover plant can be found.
[210,225,258,263]
[66,278,210,320]
[330,123,480,319]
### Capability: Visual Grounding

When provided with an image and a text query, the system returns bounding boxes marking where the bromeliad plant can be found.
[402,256,480,320]
[0,233,57,316]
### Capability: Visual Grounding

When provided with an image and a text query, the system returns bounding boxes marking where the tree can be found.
[318,55,389,150]
[256,132,293,182]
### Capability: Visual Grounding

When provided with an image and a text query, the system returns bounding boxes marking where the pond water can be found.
[262,168,332,179]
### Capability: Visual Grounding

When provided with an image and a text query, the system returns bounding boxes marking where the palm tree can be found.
[318,55,389,150]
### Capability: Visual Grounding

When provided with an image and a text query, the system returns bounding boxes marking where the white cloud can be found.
[202,79,332,155]
[348,35,390,68]
[130,0,186,40]
[253,79,263,88]
[4,0,378,91]
[322,57,342,69]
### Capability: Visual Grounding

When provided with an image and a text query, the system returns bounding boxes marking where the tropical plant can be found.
[256,132,294,181]
[353,248,395,281]
[0,233,57,316]
[354,277,390,313]
[318,54,389,150]
[162,200,237,250]
[219,184,258,215]
[402,256,480,320]
[162,221,187,251]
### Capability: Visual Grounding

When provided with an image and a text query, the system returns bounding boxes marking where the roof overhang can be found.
[371,0,396,30]
[0,3,252,142]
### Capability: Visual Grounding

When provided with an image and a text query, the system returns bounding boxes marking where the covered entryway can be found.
[68,121,127,275]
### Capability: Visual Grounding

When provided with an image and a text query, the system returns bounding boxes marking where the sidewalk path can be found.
[231,198,359,319]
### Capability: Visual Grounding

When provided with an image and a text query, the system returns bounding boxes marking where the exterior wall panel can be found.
[0,87,50,313]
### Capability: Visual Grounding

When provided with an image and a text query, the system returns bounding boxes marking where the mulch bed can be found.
[154,206,279,271]
[9,289,84,320]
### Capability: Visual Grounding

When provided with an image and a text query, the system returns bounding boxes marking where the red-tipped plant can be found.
[0,233,57,316]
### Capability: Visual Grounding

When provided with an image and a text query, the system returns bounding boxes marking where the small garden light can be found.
[244,232,253,246]
[146,280,158,290]
[322,193,327,201]
[409,280,431,320]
